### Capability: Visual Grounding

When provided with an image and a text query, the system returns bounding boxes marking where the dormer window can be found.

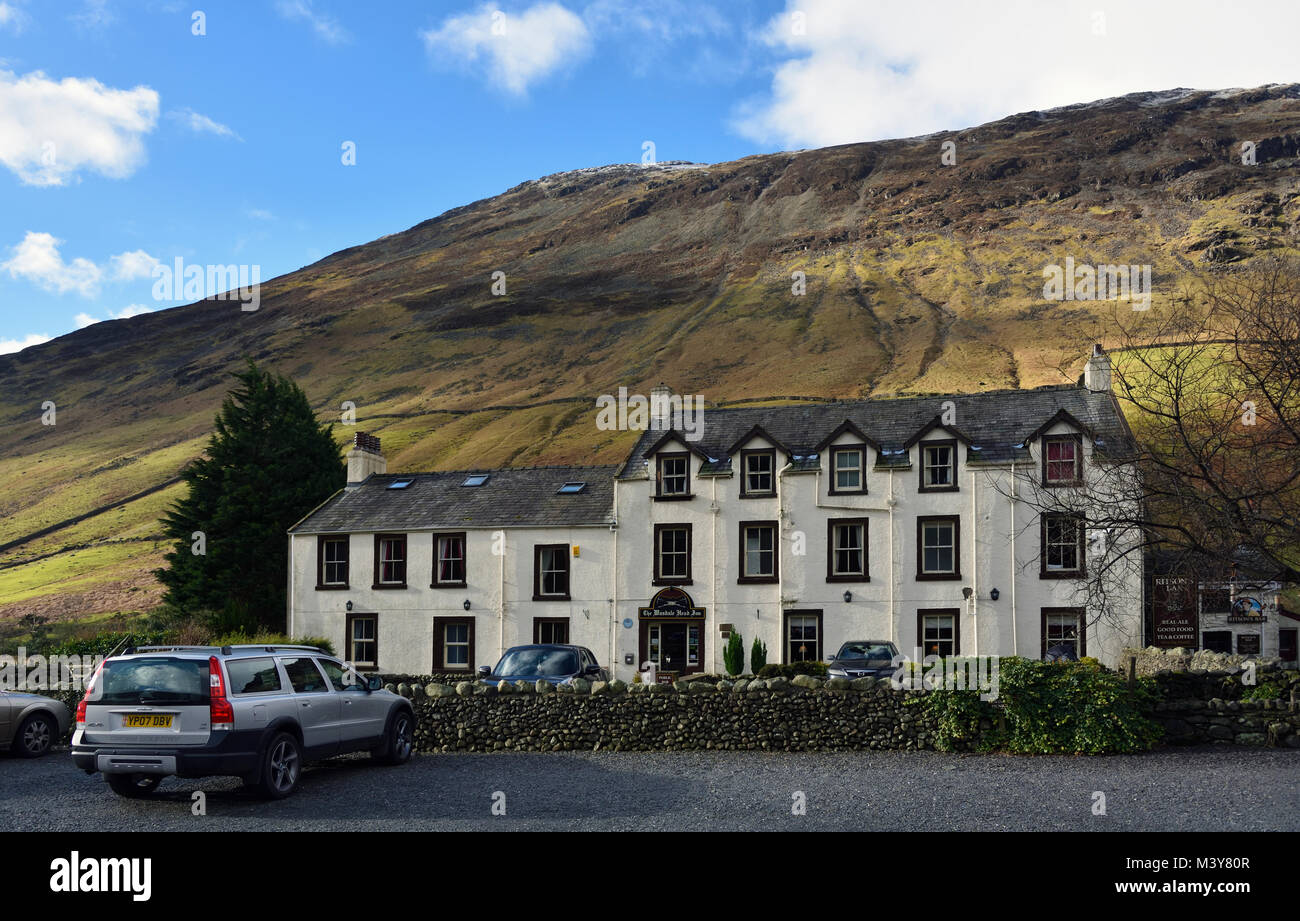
[831,447,864,493]
[740,449,775,497]
[1042,435,1083,486]
[920,440,958,491]
[656,452,691,499]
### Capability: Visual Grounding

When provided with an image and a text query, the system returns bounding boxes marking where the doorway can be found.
[640,619,703,677]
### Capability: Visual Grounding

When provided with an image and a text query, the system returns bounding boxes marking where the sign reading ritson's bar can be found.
[1152,575,1198,647]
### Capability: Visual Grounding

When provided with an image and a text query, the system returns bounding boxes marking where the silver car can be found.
[71,644,414,799]
[0,690,72,757]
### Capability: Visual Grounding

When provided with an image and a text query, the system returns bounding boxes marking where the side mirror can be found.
[477,665,491,678]
[366,675,382,691]
[584,664,602,676]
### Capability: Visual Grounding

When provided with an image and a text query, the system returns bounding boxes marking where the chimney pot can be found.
[346,431,387,483]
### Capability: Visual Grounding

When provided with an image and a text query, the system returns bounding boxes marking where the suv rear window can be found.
[227,657,283,695]
[97,657,209,705]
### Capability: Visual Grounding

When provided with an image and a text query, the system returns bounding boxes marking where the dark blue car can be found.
[478,644,608,686]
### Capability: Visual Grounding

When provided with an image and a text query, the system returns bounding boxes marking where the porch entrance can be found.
[638,586,706,679]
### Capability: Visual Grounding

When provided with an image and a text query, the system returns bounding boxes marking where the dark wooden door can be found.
[659,624,688,673]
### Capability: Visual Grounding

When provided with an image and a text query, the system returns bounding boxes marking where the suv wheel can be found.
[106,773,162,798]
[15,713,54,758]
[253,732,302,799]
[373,709,414,765]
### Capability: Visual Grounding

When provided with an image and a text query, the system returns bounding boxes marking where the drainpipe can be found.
[498,529,506,664]
[776,459,794,662]
[888,465,896,649]
[970,468,978,657]
[287,538,295,639]
[711,474,719,675]
[1009,460,1018,656]
[611,479,619,680]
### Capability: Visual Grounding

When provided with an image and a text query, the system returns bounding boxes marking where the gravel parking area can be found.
[2,744,1295,831]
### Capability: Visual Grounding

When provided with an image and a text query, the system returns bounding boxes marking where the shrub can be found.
[919,657,1162,754]
[723,631,744,676]
[750,638,768,673]
[757,661,827,679]
[209,632,335,656]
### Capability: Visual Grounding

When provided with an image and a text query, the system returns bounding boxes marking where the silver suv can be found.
[71,645,414,799]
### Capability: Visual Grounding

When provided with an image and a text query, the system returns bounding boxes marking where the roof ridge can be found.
[374,463,620,478]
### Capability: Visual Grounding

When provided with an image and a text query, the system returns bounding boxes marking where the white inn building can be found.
[288,349,1144,679]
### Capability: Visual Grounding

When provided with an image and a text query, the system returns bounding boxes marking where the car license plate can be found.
[122,714,173,729]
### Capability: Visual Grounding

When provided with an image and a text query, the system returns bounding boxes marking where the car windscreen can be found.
[494,648,579,677]
[837,643,896,662]
[97,657,209,705]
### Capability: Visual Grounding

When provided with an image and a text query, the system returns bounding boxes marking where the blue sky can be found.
[2,0,1297,352]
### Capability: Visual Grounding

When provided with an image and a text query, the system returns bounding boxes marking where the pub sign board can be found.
[1152,575,1197,647]
[638,586,706,620]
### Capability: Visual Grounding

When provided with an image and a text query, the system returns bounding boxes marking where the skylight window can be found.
[387,479,413,489]
[557,482,586,494]
[462,474,490,487]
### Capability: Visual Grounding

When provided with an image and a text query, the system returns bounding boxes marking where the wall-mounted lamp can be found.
[990,588,1000,601]
[463,599,471,611]
[345,600,353,612]
[843,590,852,603]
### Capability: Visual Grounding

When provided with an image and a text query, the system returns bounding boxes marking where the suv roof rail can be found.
[224,644,325,653]
[133,645,221,653]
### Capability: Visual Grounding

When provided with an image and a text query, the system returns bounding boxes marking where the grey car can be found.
[826,640,901,680]
[0,690,72,757]
[71,644,415,799]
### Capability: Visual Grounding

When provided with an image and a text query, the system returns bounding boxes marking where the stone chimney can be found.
[346,431,386,484]
[1083,344,1111,392]
[649,383,675,431]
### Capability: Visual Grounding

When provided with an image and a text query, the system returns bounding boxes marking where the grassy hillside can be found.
[1,84,1298,631]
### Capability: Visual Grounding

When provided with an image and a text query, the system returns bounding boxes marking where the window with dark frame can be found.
[1041,608,1085,659]
[784,611,821,663]
[533,618,570,644]
[373,534,407,587]
[433,532,467,587]
[741,449,775,496]
[827,518,869,581]
[1041,513,1085,576]
[917,516,960,578]
[1042,435,1083,486]
[739,521,779,583]
[346,612,377,670]
[918,609,959,658]
[653,523,692,585]
[432,617,474,671]
[317,536,349,588]
[920,440,957,490]
[831,447,864,493]
[533,544,571,599]
[656,452,690,498]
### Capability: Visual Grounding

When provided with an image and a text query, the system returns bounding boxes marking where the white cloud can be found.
[735,0,1300,148]
[70,0,115,30]
[0,69,158,186]
[0,332,50,354]
[108,249,159,281]
[76,303,153,327]
[168,107,241,140]
[276,0,348,44]
[110,303,151,319]
[246,207,275,221]
[1,231,159,298]
[421,2,592,95]
[0,2,30,33]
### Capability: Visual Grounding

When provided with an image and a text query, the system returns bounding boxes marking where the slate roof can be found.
[617,384,1135,478]
[289,464,619,534]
